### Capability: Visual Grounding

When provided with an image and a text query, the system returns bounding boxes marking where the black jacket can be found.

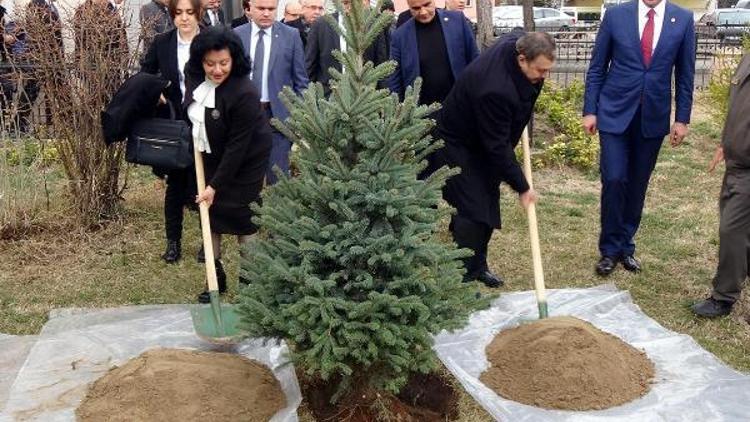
[201,8,225,27]
[140,29,185,114]
[285,18,310,48]
[231,15,248,29]
[305,13,388,92]
[101,72,168,145]
[436,30,542,228]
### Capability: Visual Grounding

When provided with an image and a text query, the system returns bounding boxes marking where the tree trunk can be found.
[475,0,494,50]
[522,0,535,31]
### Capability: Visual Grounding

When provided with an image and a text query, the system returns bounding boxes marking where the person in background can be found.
[140,0,173,53]
[380,0,395,57]
[201,0,224,27]
[185,26,272,301]
[285,0,323,48]
[231,0,251,28]
[282,1,302,23]
[435,31,554,288]
[140,0,203,265]
[235,0,308,185]
[692,53,750,318]
[582,0,695,277]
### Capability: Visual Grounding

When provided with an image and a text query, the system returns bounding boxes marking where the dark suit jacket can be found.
[396,10,411,28]
[184,75,272,206]
[140,29,184,115]
[26,0,63,54]
[388,9,478,100]
[305,12,388,92]
[101,72,168,145]
[201,8,225,27]
[285,17,310,48]
[583,1,695,138]
[723,54,750,172]
[436,30,541,229]
[231,15,249,29]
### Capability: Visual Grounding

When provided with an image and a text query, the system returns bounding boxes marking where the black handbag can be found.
[126,103,193,170]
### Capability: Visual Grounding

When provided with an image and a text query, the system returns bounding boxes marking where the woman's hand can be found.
[158,94,167,105]
[196,185,216,208]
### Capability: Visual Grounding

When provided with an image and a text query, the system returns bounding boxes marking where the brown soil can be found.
[303,371,459,421]
[480,316,654,411]
[76,348,286,422]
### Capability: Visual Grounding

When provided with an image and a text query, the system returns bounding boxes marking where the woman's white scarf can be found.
[187,79,219,154]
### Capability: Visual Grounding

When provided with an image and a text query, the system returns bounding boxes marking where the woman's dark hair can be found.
[168,0,203,21]
[185,26,252,81]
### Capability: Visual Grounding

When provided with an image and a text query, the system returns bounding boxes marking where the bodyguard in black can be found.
[435,31,555,288]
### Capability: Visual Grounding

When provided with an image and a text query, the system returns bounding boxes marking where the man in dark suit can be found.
[583,0,695,276]
[231,0,251,28]
[281,1,302,23]
[285,0,323,47]
[305,0,388,94]
[236,0,308,184]
[139,0,172,51]
[201,0,225,27]
[693,54,750,318]
[388,0,478,105]
[435,31,554,288]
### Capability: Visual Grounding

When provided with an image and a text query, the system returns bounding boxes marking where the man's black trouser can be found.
[450,215,492,280]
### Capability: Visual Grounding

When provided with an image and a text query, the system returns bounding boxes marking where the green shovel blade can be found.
[190,292,242,343]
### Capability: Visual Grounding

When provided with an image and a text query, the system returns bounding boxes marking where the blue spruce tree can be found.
[238,0,489,403]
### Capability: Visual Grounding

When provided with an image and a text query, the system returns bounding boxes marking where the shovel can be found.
[520,127,549,319]
[190,148,242,343]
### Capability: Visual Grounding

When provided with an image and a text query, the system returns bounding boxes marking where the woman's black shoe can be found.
[161,240,181,263]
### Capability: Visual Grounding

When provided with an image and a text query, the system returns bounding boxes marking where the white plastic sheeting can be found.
[433,285,750,422]
[0,305,301,422]
[0,334,37,410]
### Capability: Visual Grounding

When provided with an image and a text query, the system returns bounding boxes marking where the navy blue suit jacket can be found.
[235,21,308,122]
[388,9,479,100]
[583,1,695,138]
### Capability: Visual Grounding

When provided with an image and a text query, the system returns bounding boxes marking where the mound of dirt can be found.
[480,316,654,411]
[76,348,286,422]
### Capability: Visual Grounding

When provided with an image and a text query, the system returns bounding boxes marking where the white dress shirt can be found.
[250,23,272,102]
[337,13,347,54]
[638,0,666,53]
[208,9,218,26]
[176,29,195,101]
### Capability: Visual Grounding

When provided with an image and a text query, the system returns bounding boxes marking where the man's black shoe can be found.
[161,240,181,263]
[692,297,733,318]
[595,256,617,276]
[620,255,641,273]
[196,245,205,263]
[477,271,504,288]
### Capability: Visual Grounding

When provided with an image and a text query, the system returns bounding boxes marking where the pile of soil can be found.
[480,316,654,411]
[304,372,459,421]
[76,348,286,422]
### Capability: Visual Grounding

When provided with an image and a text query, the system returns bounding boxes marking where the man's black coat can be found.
[435,30,541,229]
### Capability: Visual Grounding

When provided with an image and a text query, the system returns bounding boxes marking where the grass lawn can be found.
[1,98,748,420]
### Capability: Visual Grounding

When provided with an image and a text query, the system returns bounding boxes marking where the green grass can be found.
[1,101,748,420]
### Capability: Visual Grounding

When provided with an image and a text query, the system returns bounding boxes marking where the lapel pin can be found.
[671,17,676,22]
[211,109,221,120]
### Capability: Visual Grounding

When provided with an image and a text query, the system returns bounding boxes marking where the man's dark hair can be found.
[516,32,556,61]
[168,0,203,20]
[380,0,395,12]
[185,26,252,80]
[242,0,251,10]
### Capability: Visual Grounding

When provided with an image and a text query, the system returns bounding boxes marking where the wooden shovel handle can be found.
[194,149,219,293]
[520,127,547,307]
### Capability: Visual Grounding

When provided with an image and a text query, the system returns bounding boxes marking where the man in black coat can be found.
[231,0,251,28]
[435,30,555,288]
[305,0,388,94]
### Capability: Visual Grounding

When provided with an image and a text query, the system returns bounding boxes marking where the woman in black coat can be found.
[184,27,272,303]
[140,0,202,264]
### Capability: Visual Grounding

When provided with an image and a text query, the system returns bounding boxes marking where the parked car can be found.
[561,6,601,28]
[736,0,750,9]
[697,8,750,44]
[493,6,575,35]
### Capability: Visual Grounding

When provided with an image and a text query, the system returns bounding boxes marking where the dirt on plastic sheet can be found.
[480,316,654,411]
[76,348,286,421]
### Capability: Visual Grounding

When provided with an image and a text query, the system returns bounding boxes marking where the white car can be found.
[493,6,576,35]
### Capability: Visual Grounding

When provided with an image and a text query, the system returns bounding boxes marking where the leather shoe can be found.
[692,297,733,318]
[595,256,617,276]
[620,255,641,273]
[477,271,504,288]
[161,240,181,263]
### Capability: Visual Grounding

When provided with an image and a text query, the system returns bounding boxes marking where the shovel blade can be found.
[190,293,242,343]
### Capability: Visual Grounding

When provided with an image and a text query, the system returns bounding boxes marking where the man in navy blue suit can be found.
[583,0,695,276]
[235,0,308,185]
[388,0,478,105]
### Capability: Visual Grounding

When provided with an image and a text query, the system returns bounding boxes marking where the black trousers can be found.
[164,167,193,242]
[450,215,493,280]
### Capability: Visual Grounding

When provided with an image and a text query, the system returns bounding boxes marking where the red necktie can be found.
[641,8,655,67]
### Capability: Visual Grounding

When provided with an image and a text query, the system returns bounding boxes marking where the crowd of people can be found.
[2,0,748,317]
